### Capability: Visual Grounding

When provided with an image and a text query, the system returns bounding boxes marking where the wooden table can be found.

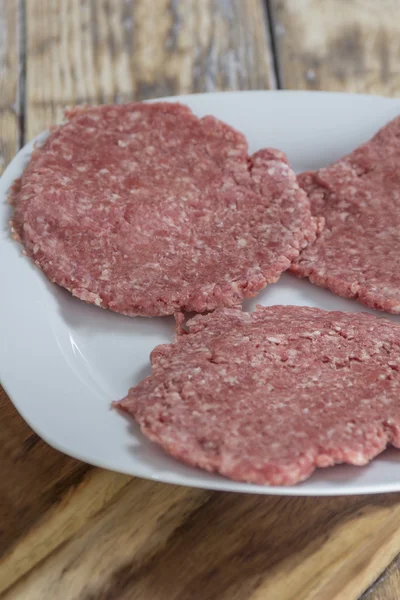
[1,2,400,598]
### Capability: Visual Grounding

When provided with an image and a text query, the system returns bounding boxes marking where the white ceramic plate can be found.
[2,90,400,496]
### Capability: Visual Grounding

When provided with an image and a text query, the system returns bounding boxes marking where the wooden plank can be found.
[362,557,400,600]
[0,0,19,171]
[4,480,211,600]
[0,447,130,592]
[0,391,92,588]
[25,0,274,139]
[271,0,400,95]
[6,489,400,599]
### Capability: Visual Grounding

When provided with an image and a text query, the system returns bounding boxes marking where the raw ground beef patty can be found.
[118,305,400,486]
[292,116,400,314]
[10,102,316,317]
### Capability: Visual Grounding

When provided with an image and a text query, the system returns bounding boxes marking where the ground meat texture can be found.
[118,305,400,486]
[292,116,400,314]
[10,102,316,317]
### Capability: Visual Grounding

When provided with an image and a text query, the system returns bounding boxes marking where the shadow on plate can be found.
[244,273,400,325]
[50,280,176,340]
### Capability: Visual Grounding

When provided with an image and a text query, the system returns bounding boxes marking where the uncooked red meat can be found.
[10,102,316,317]
[292,116,400,314]
[118,305,400,486]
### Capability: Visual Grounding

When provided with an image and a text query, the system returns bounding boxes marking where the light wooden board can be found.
[363,558,400,600]
[5,482,400,600]
[271,0,400,95]
[0,0,19,172]
[25,0,274,139]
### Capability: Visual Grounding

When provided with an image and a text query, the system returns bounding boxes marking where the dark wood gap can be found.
[265,0,282,89]
[17,0,26,148]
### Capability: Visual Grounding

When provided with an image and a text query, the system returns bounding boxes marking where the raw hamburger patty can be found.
[118,305,400,486]
[10,102,316,317]
[292,116,400,314]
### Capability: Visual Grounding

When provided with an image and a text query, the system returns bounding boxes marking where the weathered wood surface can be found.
[2,1,400,599]
[363,558,400,600]
[25,0,274,139]
[0,0,19,172]
[5,441,400,600]
[271,0,400,96]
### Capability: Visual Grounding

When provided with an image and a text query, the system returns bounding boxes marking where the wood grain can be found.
[271,3,400,595]
[0,2,110,593]
[25,0,274,139]
[0,450,130,592]
[6,489,400,599]
[271,0,400,95]
[0,0,19,172]
[0,3,25,575]
[362,556,400,600]
[4,480,211,600]
[0,391,91,591]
